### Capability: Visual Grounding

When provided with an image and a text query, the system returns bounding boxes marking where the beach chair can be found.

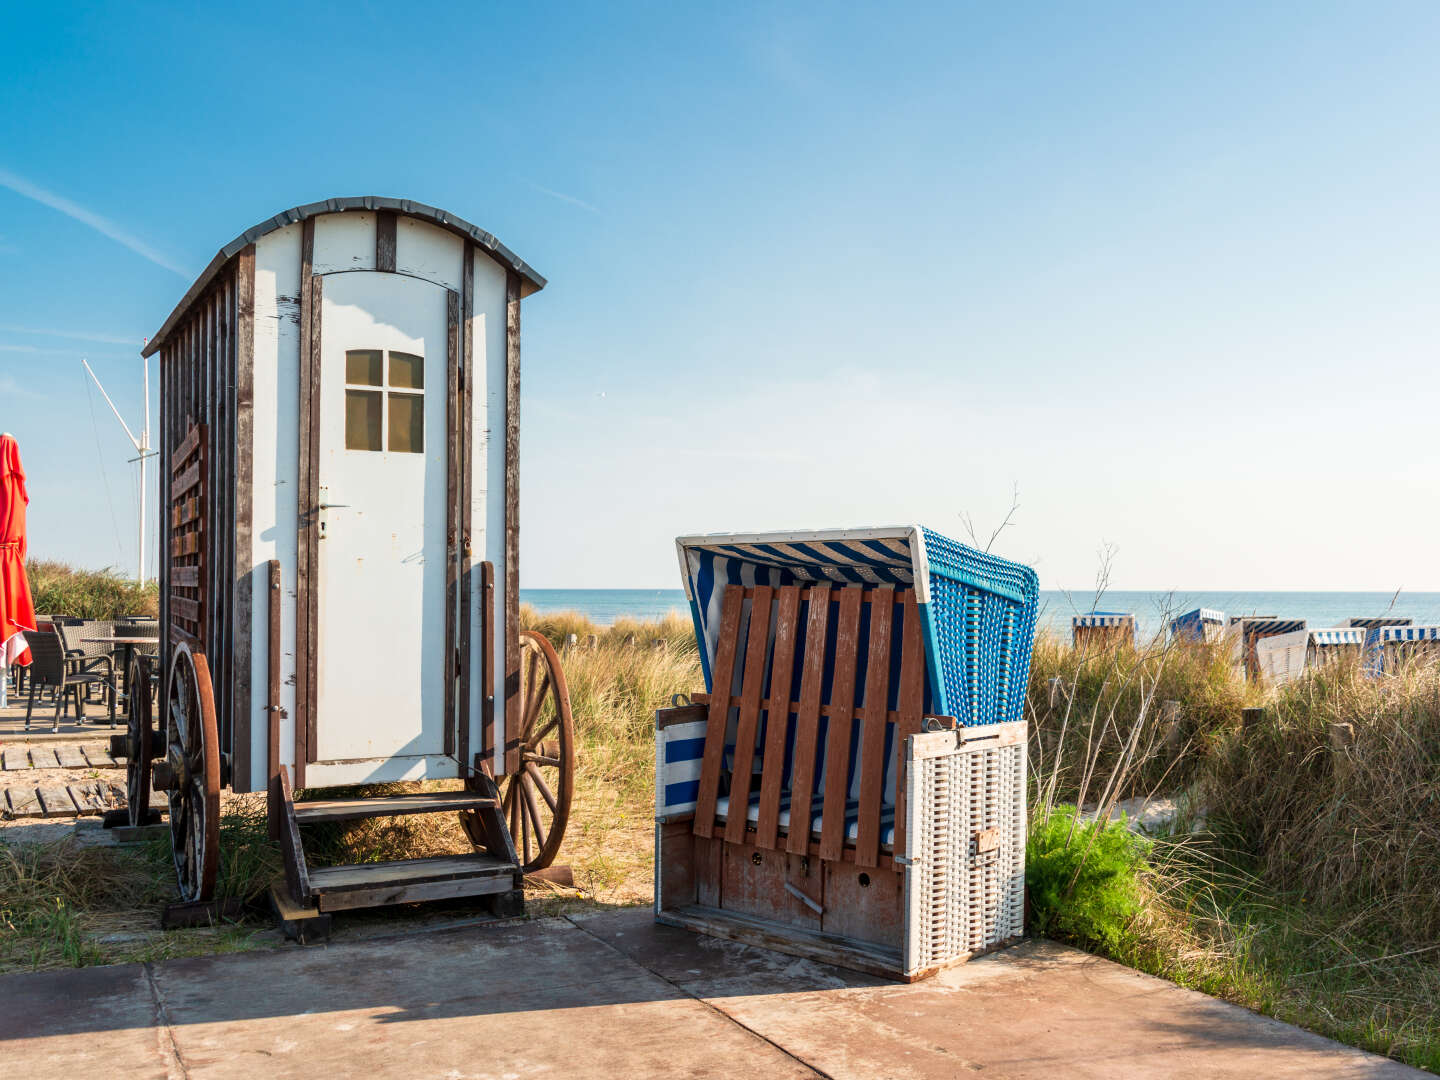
[1363,625,1440,676]
[1071,611,1135,649]
[1339,616,1411,631]
[1168,607,1226,643]
[1228,616,1305,680]
[1256,628,1364,684]
[656,527,1038,980]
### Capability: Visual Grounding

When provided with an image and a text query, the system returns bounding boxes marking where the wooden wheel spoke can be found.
[526,754,561,768]
[523,669,550,738]
[525,762,557,811]
[526,715,559,749]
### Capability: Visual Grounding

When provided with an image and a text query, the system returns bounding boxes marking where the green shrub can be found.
[1027,805,1151,951]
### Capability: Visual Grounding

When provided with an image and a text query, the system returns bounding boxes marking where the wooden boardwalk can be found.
[0,739,149,820]
[3,780,128,818]
[0,743,122,770]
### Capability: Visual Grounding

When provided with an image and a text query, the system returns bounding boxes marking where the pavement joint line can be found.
[564,914,836,1080]
[143,961,191,1080]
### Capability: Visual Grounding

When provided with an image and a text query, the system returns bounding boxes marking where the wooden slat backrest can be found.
[854,586,894,867]
[818,588,863,862]
[754,585,801,848]
[784,584,831,856]
[691,587,744,839]
[724,586,773,845]
[692,582,928,864]
[891,590,926,860]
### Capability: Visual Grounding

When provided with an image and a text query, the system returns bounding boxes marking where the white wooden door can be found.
[315,272,451,774]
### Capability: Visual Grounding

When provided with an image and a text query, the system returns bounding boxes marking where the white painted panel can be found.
[246,223,303,790]
[396,218,463,293]
[312,211,376,275]
[316,272,449,763]
[468,249,509,773]
[303,754,458,787]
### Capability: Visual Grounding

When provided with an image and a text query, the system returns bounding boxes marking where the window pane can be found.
[345,390,383,451]
[389,392,424,453]
[346,349,383,386]
[389,351,424,389]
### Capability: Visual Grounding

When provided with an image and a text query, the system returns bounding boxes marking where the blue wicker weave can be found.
[918,528,1039,725]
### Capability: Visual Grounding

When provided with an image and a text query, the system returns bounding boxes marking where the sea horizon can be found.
[521,588,1440,637]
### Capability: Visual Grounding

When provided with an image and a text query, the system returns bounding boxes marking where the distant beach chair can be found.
[1363,625,1440,676]
[1228,616,1305,681]
[1339,616,1412,631]
[1071,611,1135,649]
[1256,627,1364,684]
[1168,607,1226,644]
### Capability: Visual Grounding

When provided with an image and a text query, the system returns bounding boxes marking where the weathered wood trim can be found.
[375,210,397,273]
[232,246,256,793]
[158,345,171,671]
[457,245,475,775]
[294,218,316,786]
[503,269,522,775]
[444,289,460,761]
[267,559,282,840]
[480,560,495,763]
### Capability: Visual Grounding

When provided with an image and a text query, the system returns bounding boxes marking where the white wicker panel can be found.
[903,726,1026,977]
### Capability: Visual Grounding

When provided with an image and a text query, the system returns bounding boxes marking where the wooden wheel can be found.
[156,643,221,902]
[499,630,575,873]
[123,651,157,827]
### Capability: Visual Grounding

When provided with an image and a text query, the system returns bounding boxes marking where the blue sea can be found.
[522,588,1440,638]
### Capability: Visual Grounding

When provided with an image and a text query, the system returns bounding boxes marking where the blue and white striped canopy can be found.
[1232,617,1306,636]
[1342,617,1413,630]
[1363,624,1440,674]
[1072,612,1134,628]
[1308,628,1365,646]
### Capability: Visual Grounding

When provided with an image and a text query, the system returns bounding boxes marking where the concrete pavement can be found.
[0,908,1422,1079]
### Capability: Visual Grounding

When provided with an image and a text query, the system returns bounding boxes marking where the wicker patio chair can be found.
[22,629,115,731]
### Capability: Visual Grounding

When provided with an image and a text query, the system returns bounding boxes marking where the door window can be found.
[345,348,424,453]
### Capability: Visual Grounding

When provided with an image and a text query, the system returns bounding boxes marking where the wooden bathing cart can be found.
[655,528,1040,980]
[114,198,574,930]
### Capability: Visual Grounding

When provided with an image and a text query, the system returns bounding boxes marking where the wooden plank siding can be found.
[157,260,242,779]
[232,244,256,791]
[443,289,461,759]
[458,245,475,774]
[503,269,522,775]
[294,216,317,784]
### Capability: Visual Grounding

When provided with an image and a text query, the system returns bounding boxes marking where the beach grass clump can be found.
[1026,629,1256,804]
[26,559,159,620]
[1203,655,1440,943]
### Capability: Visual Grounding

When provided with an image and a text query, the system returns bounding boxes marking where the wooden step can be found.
[307,853,518,912]
[292,790,498,824]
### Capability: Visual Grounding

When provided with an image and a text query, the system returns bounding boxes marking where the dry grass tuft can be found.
[26,559,159,619]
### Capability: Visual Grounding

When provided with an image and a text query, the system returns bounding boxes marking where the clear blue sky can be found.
[3,2,1438,590]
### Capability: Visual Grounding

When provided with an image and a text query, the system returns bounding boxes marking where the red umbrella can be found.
[0,434,36,680]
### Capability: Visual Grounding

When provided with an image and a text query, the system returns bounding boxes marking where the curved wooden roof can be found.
[143,196,546,357]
